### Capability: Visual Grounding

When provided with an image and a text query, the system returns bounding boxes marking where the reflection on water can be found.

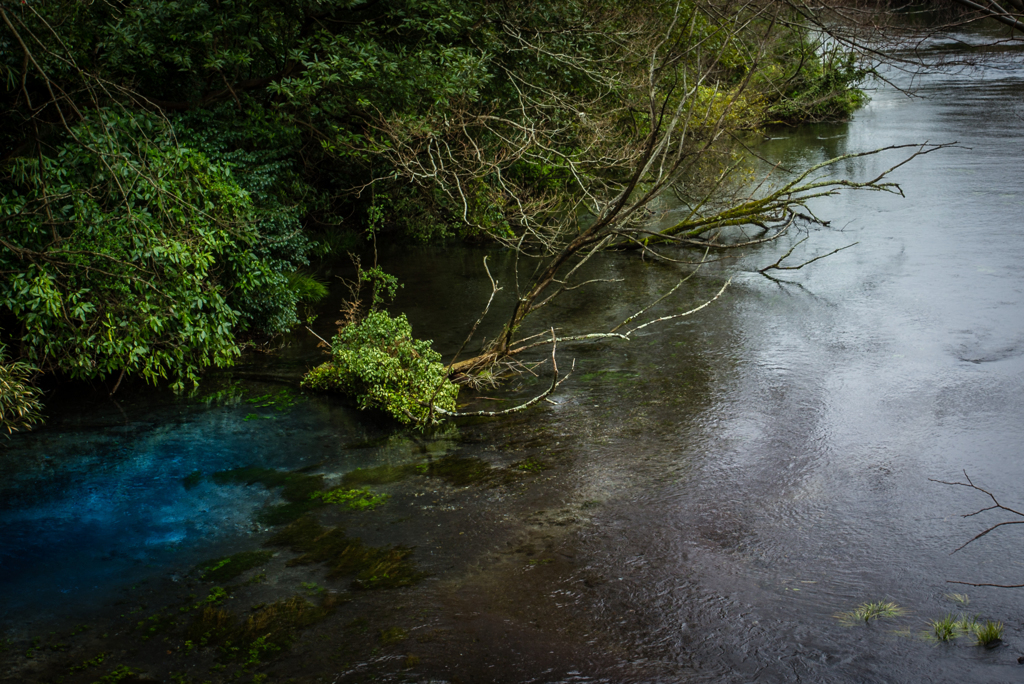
[3,31,1024,684]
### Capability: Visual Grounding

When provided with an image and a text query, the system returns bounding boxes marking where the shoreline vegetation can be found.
[0,0,880,431]
[4,3,1023,427]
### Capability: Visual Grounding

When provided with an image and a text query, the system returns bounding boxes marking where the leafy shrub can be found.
[0,110,301,390]
[0,345,44,435]
[762,40,870,124]
[301,311,457,426]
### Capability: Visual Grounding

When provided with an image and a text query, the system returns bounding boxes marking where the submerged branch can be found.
[437,329,574,417]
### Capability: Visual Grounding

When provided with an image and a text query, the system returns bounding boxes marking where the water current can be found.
[2,32,1023,684]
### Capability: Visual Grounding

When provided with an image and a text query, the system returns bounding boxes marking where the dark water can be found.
[3,34,1024,683]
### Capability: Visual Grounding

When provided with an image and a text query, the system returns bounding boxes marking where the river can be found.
[2,31,1023,684]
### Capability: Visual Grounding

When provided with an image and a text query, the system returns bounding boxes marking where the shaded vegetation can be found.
[0,0,870,424]
[0,344,43,435]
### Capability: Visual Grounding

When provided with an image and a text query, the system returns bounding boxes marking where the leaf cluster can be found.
[0,110,299,389]
[301,311,458,426]
[0,344,43,435]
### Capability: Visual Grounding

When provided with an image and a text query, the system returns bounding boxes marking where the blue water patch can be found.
[0,383,385,625]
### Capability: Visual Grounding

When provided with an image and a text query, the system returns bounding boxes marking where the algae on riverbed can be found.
[195,551,275,583]
[185,594,341,664]
[268,516,421,590]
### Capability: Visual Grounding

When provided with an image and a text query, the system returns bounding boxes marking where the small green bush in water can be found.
[301,311,457,426]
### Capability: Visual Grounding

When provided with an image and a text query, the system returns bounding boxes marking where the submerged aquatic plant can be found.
[196,551,275,583]
[836,601,906,625]
[311,487,389,510]
[379,626,408,645]
[342,464,418,486]
[185,594,339,663]
[267,516,421,590]
[945,593,969,607]
[212,467,328,524]
[974,620,1003,647]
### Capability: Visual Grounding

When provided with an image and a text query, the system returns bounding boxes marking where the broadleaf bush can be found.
[301,311,457,426]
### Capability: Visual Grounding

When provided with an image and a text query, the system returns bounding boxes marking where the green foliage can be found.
[0,110,301,390]
[0,344,44,436]
[0,0,871,403]
[301,311,458,426]
[358,264,402,311]
[761,40,870,124]
[928,614,960,641]
[284,272,329,304]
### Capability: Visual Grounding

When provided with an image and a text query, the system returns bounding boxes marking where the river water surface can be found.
[2,34,1024,684]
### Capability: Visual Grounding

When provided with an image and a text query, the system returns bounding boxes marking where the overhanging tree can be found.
[0,0,921,428]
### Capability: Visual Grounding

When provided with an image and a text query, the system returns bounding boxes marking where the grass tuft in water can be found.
[928,614,960,641]
[944,593,969,607]
[974,620,1003,648]
[836,601,906,625]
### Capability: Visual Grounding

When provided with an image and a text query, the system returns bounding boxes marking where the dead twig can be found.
[931,470,1024,553]
[759,236,859,273]
[931,470,1024,587]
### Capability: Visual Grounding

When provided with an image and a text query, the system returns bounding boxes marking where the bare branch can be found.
[447,256,502,371]
[759,238,860,273]
[438,329,574,417]
[932,472,1024,588]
